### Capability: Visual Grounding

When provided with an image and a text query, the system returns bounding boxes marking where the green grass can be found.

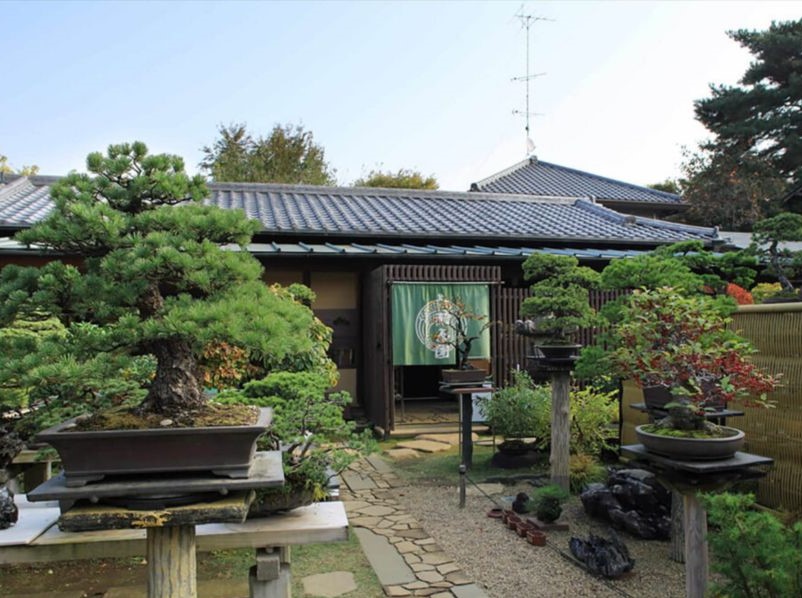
[204,531,383,597]
[0,530,383,597]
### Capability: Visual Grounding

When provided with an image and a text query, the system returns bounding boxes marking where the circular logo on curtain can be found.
[415,294,463,360]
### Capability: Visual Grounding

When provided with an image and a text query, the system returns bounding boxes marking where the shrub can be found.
[569,453,607,493]
[570,387,618,456]
[751,282,783,303]
[703,492,802,598]
[477,370,550,440]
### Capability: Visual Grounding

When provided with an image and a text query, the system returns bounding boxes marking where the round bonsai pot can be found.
[635,424,745,461]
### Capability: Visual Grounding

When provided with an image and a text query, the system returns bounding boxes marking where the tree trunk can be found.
[140,337,204,414]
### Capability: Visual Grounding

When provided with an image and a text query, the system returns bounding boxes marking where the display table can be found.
[621,444,773,598]
[1,494,349,598]
[9,451,347,598]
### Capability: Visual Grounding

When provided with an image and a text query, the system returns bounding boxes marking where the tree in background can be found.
[200,123,336,185]
[695,19,802,189]
[0,154,39,176]
[680,145,786,231]
[647,179,680,195]
[678,19,802,228]
[353,168,438,190]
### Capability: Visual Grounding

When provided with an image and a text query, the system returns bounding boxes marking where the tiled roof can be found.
[0,176,715,246]
[472,157,683,205]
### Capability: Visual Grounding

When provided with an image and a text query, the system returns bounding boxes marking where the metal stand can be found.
[440,383,493,470]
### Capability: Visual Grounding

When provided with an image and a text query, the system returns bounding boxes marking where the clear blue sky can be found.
[2,1,800,191]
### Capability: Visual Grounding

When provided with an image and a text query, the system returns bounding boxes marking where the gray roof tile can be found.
[472,157,682,204]
[0,177,713,246]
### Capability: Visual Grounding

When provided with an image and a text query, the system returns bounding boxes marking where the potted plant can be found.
[519,253,600,361]
[611,287,778,460]
[430,296,493,384]
[750,212,802,301]
[217,370,376,517]
[531,484,570,523]
[0,142,333,485]
[476,370,549,458]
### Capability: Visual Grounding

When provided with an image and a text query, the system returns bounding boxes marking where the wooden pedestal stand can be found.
[628,402,745,563]
[621,445,773,598]
[28,452,284,598]
[533,356,577,493]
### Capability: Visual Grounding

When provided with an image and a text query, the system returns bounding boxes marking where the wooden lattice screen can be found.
[491,288,625,388]
[731,304,802,511]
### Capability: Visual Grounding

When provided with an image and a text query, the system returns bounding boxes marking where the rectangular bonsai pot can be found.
[36,407,272,487]
[441,368,488,384]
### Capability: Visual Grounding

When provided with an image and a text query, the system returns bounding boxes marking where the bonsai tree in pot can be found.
[519,253,600,360]
[0,142,333,482]
[429,296,494,383]
[612,287,778,459]
[218,369,376,517]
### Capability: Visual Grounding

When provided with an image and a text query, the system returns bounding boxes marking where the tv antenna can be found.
[512,8,552,155]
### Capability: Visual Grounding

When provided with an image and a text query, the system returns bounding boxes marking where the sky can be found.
[2,0,801,192]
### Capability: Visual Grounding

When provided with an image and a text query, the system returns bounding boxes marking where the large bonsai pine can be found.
[0,142,327,419]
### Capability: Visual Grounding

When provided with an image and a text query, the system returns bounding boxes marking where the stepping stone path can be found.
[301,571,357,597]
[387,433,479,461]
[341,453,489,597]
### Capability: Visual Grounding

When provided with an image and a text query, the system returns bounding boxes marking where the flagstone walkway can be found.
[341,454,488,598]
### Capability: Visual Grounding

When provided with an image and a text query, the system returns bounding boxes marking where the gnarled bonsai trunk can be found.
[139,338,204,414]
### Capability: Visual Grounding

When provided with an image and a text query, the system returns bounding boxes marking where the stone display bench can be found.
[621,444,772,598]
[0,495,348,598]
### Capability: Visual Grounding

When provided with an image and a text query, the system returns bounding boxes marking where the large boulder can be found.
[580,469,671,540]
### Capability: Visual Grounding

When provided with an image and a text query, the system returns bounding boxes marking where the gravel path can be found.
[395,483,686,598]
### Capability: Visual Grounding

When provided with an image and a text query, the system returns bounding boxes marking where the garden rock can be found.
[569,533,635,578]
[580,469,671,540]
[0,486,18,529]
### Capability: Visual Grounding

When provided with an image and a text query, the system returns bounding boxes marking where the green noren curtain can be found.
[391,283,490,366]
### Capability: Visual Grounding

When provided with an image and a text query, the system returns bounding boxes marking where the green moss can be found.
[641,424,736,439]
[71,403,259,431]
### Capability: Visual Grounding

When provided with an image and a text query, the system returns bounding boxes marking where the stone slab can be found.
[353,527,416,585]
[1,496,60,547]
[452,583,491,598]
[385,449,422,461]
[301,571,357,597]
[340,471,377,491]
[366,454,395,474]
[416,433,478,445]
[395,440,451,453]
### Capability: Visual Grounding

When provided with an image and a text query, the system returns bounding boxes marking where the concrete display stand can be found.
[25,452,288,598]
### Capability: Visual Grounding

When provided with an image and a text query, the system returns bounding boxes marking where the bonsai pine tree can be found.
[0,142,328,421]
[519,253,600,345]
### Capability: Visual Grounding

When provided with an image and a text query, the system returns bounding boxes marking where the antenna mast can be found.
[512,8,551,155]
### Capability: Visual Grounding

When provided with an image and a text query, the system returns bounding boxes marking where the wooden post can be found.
[146,525,197,598]
[670,490,685,563]
[683,493,708,598]
[550,370,571,492]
